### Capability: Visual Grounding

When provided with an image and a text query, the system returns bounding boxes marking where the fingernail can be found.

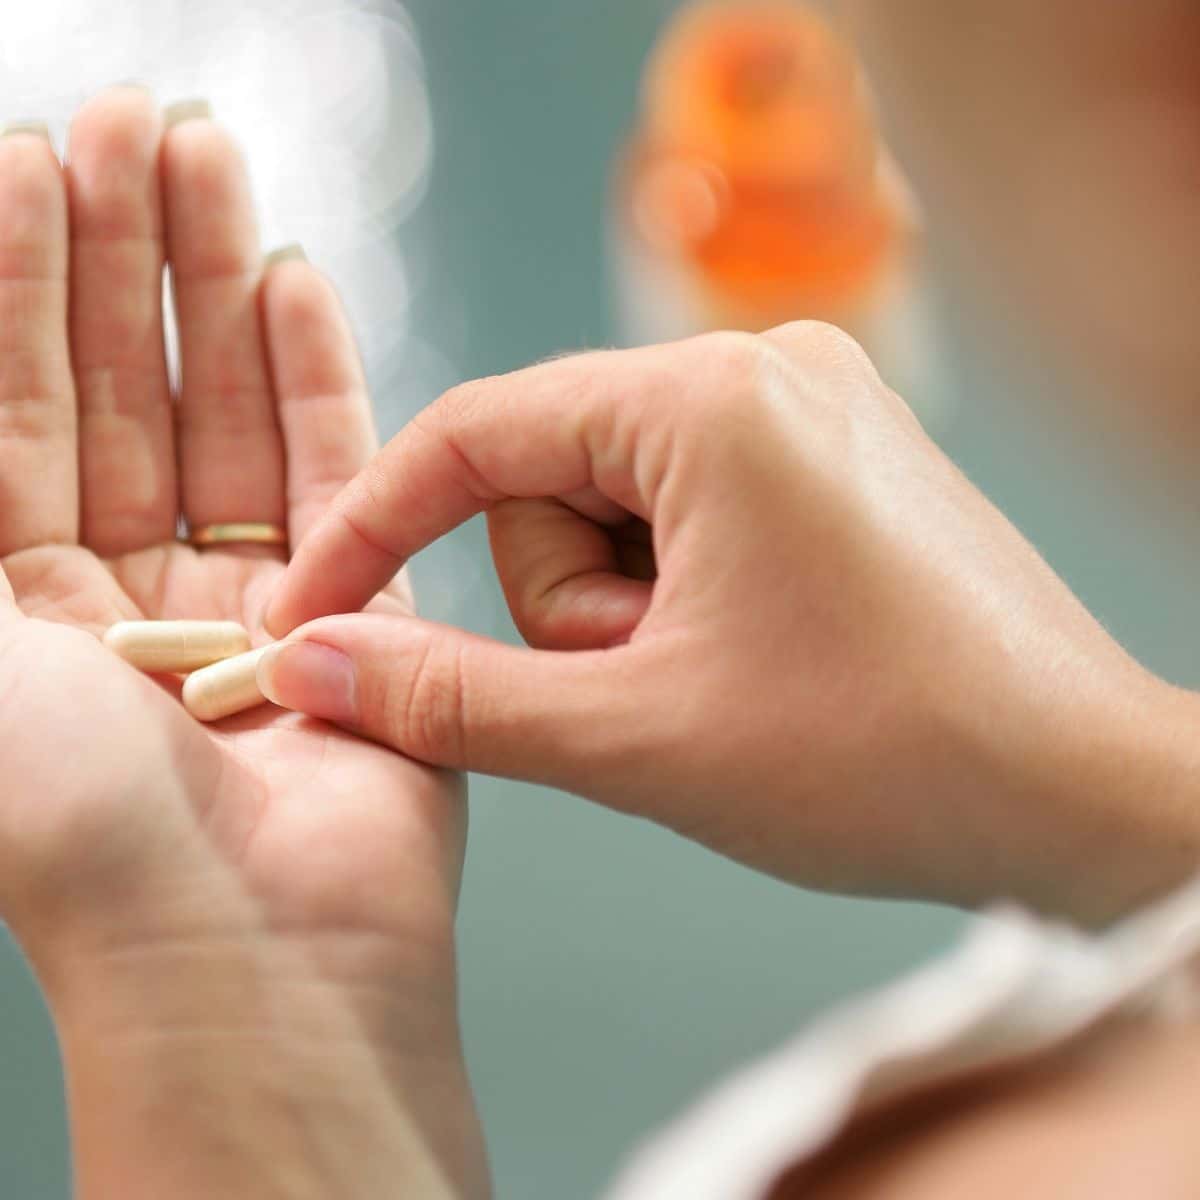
[113,81,154,95]
[264,243,308,270]
[258,641,358,725]
[164,99,213,129]
[2,120,52,143]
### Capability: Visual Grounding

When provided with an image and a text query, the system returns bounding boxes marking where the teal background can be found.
[6,2,1200,1198]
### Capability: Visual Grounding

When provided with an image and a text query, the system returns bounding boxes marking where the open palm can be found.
[0,90,482,1193]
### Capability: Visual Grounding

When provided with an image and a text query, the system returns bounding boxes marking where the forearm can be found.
[44,930,459,1200]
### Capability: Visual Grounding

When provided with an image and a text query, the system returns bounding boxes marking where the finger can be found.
[611,518,657,581]
[257,613,654,789]
[267,341,685,635]
[259,248,377,548]
[487,498,652,650]
[163,105,285,532]
[0,126,76,557]
[68,87,176,556]
[557,484,631,525]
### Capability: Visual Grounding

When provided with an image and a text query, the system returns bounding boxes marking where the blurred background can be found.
[4,1,1200,1197]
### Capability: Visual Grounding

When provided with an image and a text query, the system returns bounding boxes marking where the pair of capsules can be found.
[103,621,272,723]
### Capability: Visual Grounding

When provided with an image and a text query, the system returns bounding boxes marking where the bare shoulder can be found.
[771,1015,1200,1200]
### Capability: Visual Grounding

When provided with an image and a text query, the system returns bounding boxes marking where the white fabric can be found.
[603,877,1200,1200]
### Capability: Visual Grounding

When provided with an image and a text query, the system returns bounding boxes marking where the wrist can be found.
[46,923,462,1200]
[1061,674,1200,921]
[947,651,1200,924]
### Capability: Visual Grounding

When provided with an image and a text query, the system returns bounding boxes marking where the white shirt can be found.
[604,878,1200,1199]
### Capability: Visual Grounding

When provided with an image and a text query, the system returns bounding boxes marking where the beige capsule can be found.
[182,645,273,723]
[104,620,252,673]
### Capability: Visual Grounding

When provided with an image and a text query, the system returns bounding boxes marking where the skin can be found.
[774,1014,1200,1200]
[264,323,1200,925]
[839,0,1200,481]
[253,8,1200,1192]
[0,89,486,1199]
[7,4,1200,1191]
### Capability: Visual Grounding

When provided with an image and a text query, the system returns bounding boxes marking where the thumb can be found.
[257,613,647,790]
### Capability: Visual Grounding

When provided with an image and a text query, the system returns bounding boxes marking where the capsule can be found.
[104,620,252,673]
[182,645,274,723]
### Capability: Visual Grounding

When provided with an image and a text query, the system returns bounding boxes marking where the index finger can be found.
[266,342,679,635]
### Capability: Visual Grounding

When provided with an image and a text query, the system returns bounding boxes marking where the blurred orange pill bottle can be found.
[612,0,937,411]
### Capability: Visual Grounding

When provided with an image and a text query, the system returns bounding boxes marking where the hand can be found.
[265,323,1200,924]
[0,90,484,1198]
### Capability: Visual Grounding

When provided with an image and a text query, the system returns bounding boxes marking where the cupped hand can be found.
[265,324,1200,924]
[0,90,483,1198]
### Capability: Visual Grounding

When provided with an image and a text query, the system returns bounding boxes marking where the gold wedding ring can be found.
[190,522,289,549]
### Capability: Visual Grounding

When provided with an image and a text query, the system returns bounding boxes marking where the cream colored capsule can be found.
[182,646,273,723]
[104,620,252,673]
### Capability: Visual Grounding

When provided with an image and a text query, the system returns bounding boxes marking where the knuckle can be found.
[768,319,880,381]
[688,331,798,428]
[355,458,393,515]
[432,376,494,429]
[675,330,769,409]
[700,329,772,377]
[377,631,469,766]
[413,383,503,505]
